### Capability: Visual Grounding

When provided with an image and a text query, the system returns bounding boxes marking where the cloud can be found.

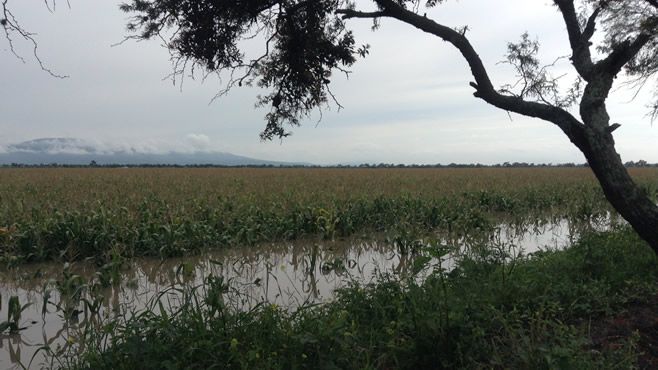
[185,133,212,151]
[3,135,222,156]
[91,136,214,155]
[8,138,97,155]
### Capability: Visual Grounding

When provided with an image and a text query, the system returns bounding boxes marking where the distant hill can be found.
[0,138,305,166]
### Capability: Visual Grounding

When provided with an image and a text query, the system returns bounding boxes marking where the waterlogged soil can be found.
[0,220,590,369]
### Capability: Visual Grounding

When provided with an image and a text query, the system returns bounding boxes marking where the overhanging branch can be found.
[350,0,587,145]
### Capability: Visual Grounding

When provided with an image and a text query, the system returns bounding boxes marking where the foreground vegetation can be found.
[57,226,657,369]
[1,167,657,265]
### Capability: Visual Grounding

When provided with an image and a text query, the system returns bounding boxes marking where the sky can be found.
[0,0,656,165]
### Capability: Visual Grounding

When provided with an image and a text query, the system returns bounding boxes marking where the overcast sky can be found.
[1,1,656,165]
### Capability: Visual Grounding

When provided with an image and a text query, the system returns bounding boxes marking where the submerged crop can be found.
[2,167,655,265]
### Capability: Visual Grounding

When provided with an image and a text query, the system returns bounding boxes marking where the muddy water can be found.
[0,219,595,369]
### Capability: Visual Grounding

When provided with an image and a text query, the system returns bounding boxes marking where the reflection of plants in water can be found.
[0,295,31,334]
[300,245,321,300]
[174,261,196,283]
[388,224,424,257]
[320,258,348,275]
[25,261,149,368]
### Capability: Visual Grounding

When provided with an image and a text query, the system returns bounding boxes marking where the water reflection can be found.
[0,219,603,369]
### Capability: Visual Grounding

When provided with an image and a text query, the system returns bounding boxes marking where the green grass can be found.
[60,226,657,369]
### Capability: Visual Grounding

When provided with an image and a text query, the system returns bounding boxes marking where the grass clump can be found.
[62,227,657,369]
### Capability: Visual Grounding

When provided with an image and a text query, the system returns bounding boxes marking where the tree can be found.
[1,0,67,77]
[120,0,658,252]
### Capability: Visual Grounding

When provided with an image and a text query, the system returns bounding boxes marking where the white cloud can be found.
[90,136,216,154]
[185,133,212,151]
[2,136,224,156]
[7,138,95,154]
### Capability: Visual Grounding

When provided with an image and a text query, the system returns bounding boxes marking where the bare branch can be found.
[1,0,67,78]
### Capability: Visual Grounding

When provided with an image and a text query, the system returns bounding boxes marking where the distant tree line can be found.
[1,160,657,169]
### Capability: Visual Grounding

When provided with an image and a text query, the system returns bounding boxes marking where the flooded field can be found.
[0,167,652,368]
[1,219,593,369]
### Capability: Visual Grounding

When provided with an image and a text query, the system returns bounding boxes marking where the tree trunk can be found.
[577,118,658,254]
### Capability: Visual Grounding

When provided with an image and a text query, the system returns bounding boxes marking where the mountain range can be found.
[0,138,304,166]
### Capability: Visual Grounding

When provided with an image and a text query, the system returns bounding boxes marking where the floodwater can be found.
[0,218,606,369]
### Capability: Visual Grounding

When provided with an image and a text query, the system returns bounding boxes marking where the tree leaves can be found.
[121,0,362,140]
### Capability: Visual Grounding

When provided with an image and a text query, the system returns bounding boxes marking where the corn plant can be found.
[0,294,31,334]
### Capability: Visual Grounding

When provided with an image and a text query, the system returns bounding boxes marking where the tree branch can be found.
[363,0,586,145]
[597,32,654,76]
[582,7,602,42]
[554,0,595,81]
[335,9,386,20]
[1,0,67,77]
